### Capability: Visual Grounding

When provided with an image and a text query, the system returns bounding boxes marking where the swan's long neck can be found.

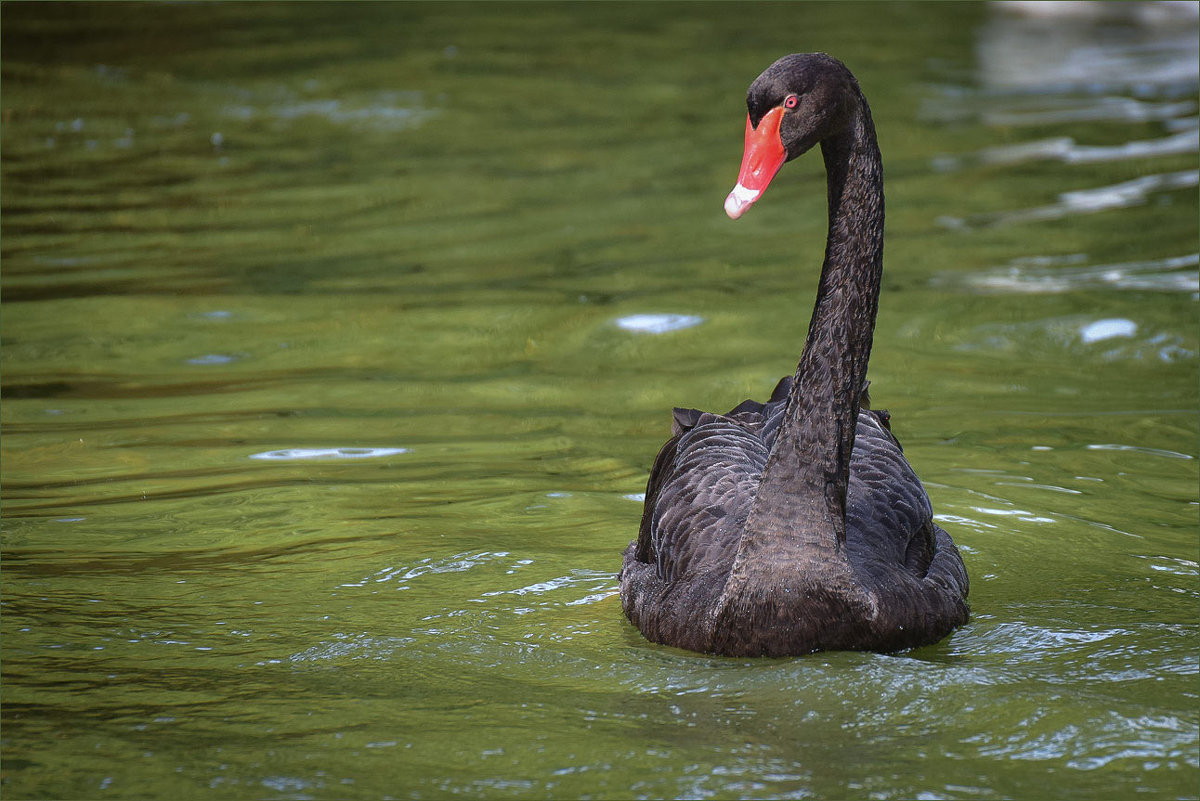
[747,87,884,555]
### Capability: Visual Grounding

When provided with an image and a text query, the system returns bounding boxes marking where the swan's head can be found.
[725,53,859,220]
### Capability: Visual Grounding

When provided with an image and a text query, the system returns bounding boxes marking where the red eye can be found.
[784,95,799,109]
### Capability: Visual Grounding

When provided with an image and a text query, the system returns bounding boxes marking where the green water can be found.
[2,3,1197,799]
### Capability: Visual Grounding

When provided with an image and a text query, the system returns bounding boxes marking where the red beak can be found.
[724,106,787,220]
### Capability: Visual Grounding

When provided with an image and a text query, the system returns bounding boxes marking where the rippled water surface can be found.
[3,3,1197,799]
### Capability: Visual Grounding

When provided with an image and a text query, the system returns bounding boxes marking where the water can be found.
[2,3,1197,799]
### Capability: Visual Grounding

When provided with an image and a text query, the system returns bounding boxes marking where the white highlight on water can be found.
[249,447,409,461]
[1079,318,1138,343]
[938,169,1199,229]
[614,314,703,334]
[942,252,1200,294]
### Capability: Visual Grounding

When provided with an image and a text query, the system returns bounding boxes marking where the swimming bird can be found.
[619,53,970,657]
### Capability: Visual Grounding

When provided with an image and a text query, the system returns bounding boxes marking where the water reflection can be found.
[948,312,1197,363]
[939,252,1199,294]
[929,1,1199,234]
[982,1,1199,92]
[938,169,1198,229]
[2,3,1196,799]
[933,127,1198,170]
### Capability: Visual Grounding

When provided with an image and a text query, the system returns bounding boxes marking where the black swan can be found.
[619,54,969,656]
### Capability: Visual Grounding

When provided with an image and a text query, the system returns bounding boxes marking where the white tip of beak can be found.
[724,183,761,220]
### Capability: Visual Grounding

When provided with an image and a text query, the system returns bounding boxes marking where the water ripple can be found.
[339,550,514,590]
[287,633,416,664]
[938,253,1199,295]
[938,170,1200,229]
[951,313,1197,363]
[248,447,409,461]
[477,569,618,608]
[1086,443,1195,460]
[934,128,1200,170]
[222,89,440,131]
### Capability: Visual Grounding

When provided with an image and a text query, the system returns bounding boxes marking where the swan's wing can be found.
[637,410,771,583]
[635,428,684,564]
[844,408,939,576]
[845,412,971,632]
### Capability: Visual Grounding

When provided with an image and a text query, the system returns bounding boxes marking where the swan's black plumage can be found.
[619,54,969,656]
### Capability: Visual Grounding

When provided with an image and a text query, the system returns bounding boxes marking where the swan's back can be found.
[635,377,940,586]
